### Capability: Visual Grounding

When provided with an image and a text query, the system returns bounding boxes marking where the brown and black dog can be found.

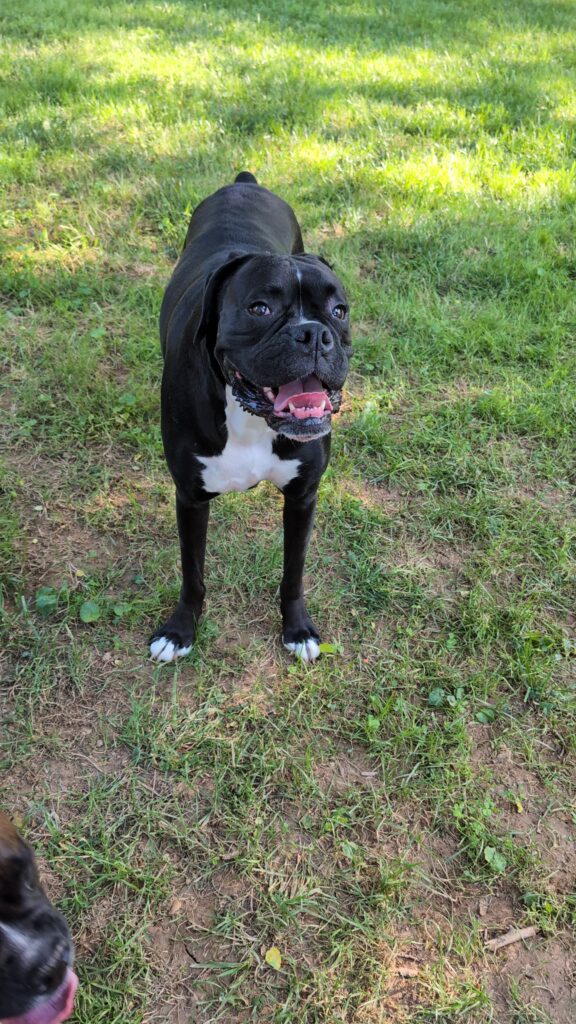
[0,813,77,1024]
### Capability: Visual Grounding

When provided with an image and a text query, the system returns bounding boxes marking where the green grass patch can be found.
[1,0,575,1021]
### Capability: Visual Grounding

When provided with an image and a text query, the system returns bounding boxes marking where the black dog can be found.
[0,812,77,1024]
[150,173,351,663]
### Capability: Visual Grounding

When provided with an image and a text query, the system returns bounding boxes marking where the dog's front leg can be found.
[150,496,209,662]
[280,490,321,662]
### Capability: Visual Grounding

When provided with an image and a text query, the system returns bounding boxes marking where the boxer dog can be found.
[0,813,77,1024]
[150,172,351,663]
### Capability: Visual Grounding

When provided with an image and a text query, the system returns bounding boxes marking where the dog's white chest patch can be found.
[198,387,301,494]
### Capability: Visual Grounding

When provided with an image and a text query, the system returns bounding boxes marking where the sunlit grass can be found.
[1,0,575,1021]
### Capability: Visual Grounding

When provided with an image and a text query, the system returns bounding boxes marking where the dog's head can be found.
[196,252,352,441]
[0,813,77,1024]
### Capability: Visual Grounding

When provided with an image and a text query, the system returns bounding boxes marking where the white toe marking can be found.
[150,637,192,663]
[150,637,166,659]
[284,638,321,663]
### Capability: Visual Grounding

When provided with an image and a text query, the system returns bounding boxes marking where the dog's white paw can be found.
[149,636,192,663]
[284,638,321,663]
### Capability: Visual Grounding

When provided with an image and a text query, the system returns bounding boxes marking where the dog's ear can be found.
[315,254,334,271]
[194,253,256,346]
[0,814,42,914]
[295,253,334,272]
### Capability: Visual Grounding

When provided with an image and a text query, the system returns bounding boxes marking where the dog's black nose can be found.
[293,321,333,351]
[30,933,70,995]
[16,906,72,995]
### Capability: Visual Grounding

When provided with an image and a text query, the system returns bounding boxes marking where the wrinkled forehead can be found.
[229,254,345,299]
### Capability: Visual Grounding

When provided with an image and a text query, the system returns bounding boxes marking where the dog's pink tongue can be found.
[274,374,331,414]
[3,970,78,1024]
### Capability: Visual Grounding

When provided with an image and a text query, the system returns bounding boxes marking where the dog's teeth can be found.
[289,401,296,413]
[263,387,275,402]
[320,400,326,412]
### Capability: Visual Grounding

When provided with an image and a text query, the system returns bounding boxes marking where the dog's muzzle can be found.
[224,362,342,441]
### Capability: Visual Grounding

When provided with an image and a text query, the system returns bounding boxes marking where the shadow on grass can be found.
[2,0,575,47]
[2,0,576,141]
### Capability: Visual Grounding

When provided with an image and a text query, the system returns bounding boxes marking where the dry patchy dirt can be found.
[1,442,575,1023]
[2,647,576,1022]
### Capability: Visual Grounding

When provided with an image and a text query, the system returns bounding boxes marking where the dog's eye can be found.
[332,304,347,320]
[247,302,271,316]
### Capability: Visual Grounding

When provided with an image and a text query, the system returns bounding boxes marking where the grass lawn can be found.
[1,0,575,1020]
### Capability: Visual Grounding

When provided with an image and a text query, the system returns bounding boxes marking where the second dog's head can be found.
[0,813,77,1024]
[196,252,352,441]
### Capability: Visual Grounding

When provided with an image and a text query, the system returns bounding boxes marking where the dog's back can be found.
[184,172,304,255]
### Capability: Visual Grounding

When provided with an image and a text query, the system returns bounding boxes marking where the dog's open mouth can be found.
[3,968,78,1024]
[268,376,334,419]
[230,371,341,438]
